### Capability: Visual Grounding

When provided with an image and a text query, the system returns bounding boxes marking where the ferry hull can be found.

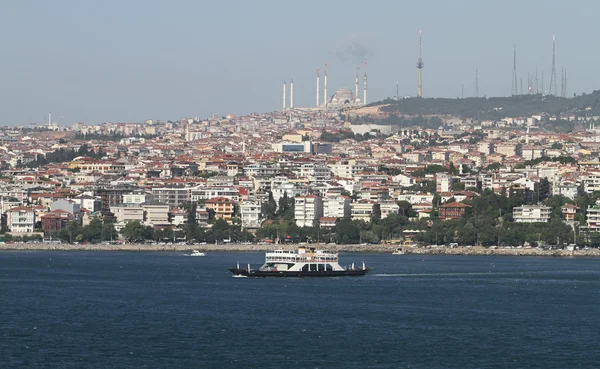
[228,268,372,277]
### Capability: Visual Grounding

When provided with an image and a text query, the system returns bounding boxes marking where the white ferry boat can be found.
[190,250,206,257]
[229,247,371,277]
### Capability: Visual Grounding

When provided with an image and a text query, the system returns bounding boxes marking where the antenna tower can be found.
[535,65,539,94]
[475,68,479,98]
[563,68,567,97]
[416,30,424,97]
[560,67,565,98]
[520,76,523,95]
[549,35,558,95]
[511,43,518,95]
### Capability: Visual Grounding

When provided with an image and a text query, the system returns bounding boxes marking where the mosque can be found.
[324,87,362,109]
[281,66,368,111]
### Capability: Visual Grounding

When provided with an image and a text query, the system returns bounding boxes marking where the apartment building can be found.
[240,201,262,228]
[110,204,145,223]
[141,202,170,225]
[7,206,36,233]
[294,195,323,228]
[322,195,351,219]
[150,187,190,207]
[513,205,551,223]
[351,200,379,222]
[205,197,234,222]
[438,202,470,221]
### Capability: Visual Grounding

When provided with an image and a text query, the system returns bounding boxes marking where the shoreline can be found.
[1,243,599,257]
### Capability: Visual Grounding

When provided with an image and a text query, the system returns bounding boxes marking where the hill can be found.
[368,91,600,121]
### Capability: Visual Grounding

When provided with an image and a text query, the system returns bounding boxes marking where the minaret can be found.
[363,68,367,105]
[316,68,320,107]
[396,81,399,100]
[282,79,286,110]
[323,64,328,108]
[417,29,424,97]
[549,35,558,96]
[290,78,294,109]
[48,111,52,129]
[355,65,360,99]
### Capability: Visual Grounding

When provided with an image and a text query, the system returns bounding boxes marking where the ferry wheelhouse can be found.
[229,247,371,277]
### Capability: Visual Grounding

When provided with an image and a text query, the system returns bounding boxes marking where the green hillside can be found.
[371,91,600,120]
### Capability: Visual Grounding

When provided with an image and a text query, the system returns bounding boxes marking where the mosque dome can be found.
[327,87,359,109]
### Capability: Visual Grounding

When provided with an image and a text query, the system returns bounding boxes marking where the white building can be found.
[513,205,551,223]
[123,191,150,205]
[294,163,331,181]
[270,177,301,207]
[142,202,170,226]
[7,206,36,233]
[391,173,414,187]
[190,186,240,203]
[110,204,145,223]
[51,199,81,218]
[150,187,190,208]
[554,183,578,200]
[294,195,323,228]
[436,173,458,193]
[322,195,351,219]
[72,194,101,212]
[581,171,600,194]
[240,201,262,228]
[586,205,600,231]
[379,201,400,219]
[351,200,378,222]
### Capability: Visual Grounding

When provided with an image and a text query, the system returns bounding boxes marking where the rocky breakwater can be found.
[404,246,600,257]
[1,242,600,257]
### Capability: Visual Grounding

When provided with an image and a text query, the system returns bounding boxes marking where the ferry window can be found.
[302,264,309,272]
[326,264,333,271]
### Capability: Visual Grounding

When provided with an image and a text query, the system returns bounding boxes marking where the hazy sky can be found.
[0,0,598,125]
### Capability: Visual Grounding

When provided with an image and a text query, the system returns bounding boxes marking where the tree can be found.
[101,222,116,241]
[397,201,413,217]
[121,221,147,242]
[211,218,230,244]
[359,230,378,244]
[371,205,381,223]
[185,203,199,241]
[539,178,551,202]
[261,192,277,220]
[452,182,466,191]
[334,218,361,244]
[83,218,103,242]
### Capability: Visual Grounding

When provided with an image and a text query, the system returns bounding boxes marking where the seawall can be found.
[1,243,600,257]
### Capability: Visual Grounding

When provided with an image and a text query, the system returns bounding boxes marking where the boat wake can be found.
[232,274,248,278]
[373,270,589,277]
[375,272,501,277]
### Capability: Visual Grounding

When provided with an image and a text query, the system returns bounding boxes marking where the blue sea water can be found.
[0,251,599,369]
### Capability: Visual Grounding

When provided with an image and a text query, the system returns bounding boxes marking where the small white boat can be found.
[392,248,404,255]
[190,250,206,257]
